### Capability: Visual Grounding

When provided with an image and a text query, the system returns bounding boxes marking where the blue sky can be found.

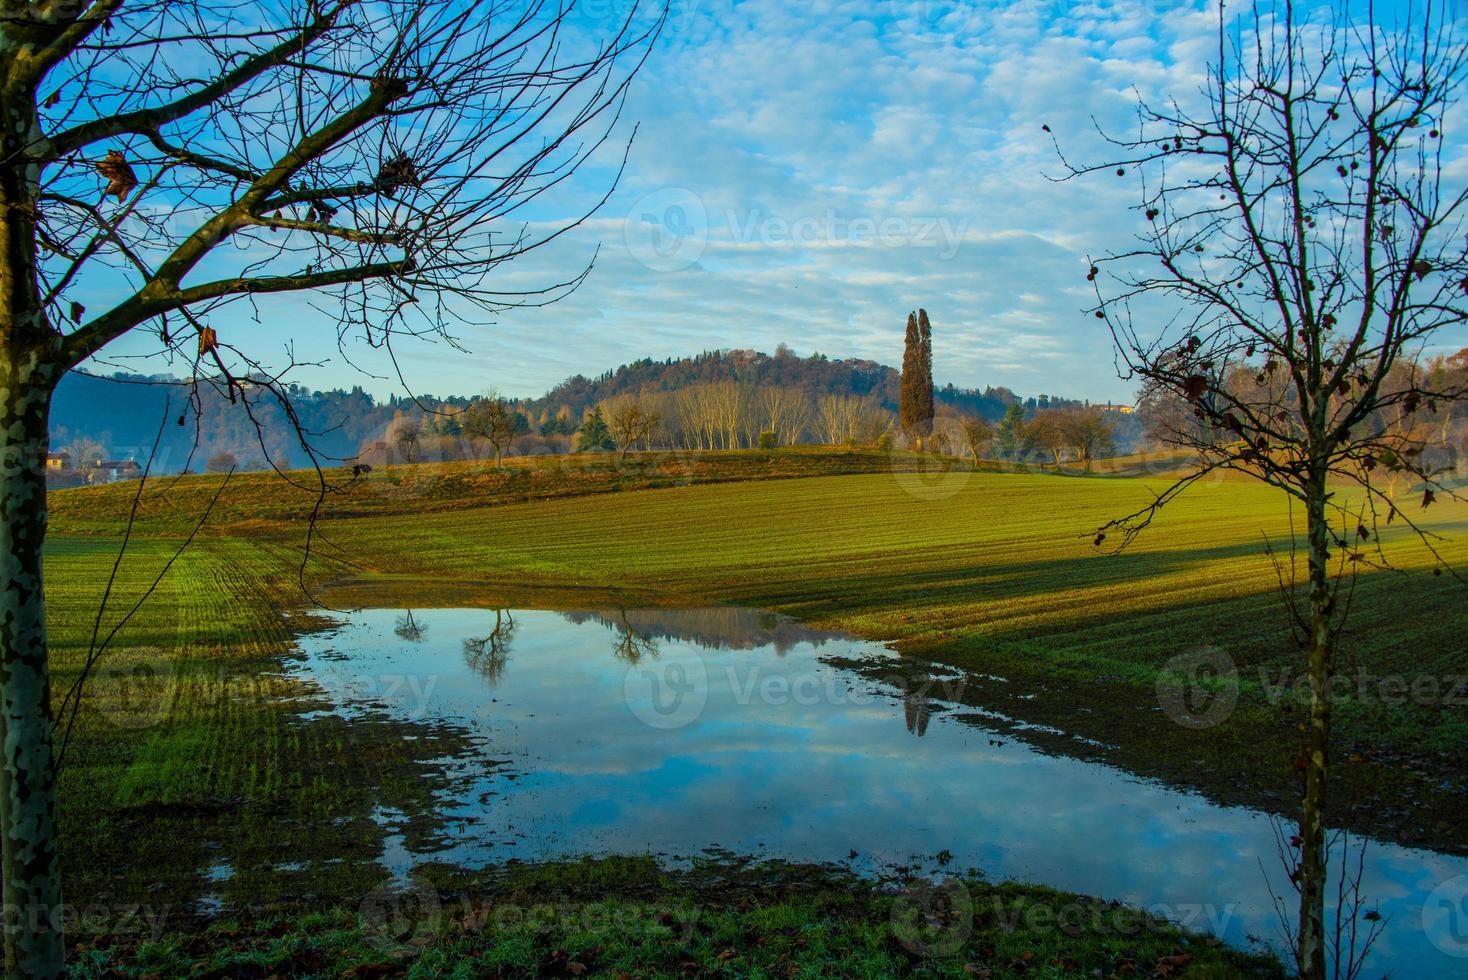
[89,0,1453,404]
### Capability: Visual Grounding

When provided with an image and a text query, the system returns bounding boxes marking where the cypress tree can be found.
[916,309,935,441]
[899,311,923,445]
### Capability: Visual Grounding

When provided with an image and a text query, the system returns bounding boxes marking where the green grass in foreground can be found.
[69,857,1282,979]
[41,450,1468,930]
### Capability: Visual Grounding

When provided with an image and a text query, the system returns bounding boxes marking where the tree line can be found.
[362,379,1129,469]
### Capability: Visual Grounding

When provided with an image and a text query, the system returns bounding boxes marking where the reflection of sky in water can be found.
[294,608,1468,978]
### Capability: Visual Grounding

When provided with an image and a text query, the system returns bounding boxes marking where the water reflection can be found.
[393,609,428,643]
[293,607,1468,979]
[903,685,931,737]
[462,609,515,688]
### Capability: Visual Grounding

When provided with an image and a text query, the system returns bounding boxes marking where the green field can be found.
[45,449,1468,974]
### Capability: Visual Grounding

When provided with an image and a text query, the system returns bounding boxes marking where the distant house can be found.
[96,460,142,484]
[45,452,71,470]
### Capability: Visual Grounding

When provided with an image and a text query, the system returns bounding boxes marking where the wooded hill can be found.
[51,348,1112,474]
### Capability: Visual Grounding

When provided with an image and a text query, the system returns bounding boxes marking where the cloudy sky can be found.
[89,0,1446,404]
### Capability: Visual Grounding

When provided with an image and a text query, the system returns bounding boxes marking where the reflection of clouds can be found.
[294,607,1468,979]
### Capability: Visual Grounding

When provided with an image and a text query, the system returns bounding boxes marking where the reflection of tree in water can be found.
[903,674,932,737]
[610,609,658,664]
[559,607,847,655]
[463,609,516,688]
[394,610,427,643]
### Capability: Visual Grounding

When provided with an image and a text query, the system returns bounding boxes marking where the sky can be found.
[88,0,1452,404]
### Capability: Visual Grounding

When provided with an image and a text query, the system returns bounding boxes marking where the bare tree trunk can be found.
[1,59,66,974]
[1298,473,1333,980]
[0,359,64,980]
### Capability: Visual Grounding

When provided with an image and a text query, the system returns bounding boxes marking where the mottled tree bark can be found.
[1,46,65,977]
[0,362,62,980]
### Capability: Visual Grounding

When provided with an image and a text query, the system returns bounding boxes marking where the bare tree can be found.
[205,450,238,473]
[851,396,894,447]
[960,414,993,465]
[674,383,719,450]
[755,386,810,446]
[705,379,747,449]
[1058,4,1468,976]
[388,413,423,464]
[603,394,661,462]
[0,1,662,972]
[60,435,106,471]
[461,395,528,466]
[1059,407,1116,472]
[816,392,858,445]
[1025,408,1068,465]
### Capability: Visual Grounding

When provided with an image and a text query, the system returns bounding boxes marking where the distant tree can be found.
[851,398,894,447]
[960,416,994,465]
[993,403,1028,459]
[918,309,934,430]
[1062,4,1468,974]
[388,414,423,464]
[574,406,616,453]
[62,436,106,471]
[426,409,462,438]
[757,431,778,450]
[205,451,238,474]
[899,309,935,447]
[816,393,858,445]
[755,386,811,446]
[1059,408,1115,472]
[1025,409,1068,465]
[462,397,528,466]
[603,396,661,463]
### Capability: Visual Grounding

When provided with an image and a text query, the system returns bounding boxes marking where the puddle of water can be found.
[291,607,1468,978]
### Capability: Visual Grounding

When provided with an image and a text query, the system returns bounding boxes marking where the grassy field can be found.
[44,448,1468,973]
[71,857,1281,979]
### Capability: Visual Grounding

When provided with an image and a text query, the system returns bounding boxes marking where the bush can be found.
[757,431,778,450]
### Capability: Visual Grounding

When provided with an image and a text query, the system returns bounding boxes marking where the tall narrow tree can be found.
[917,308,936,440]
[900,309,935,448]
